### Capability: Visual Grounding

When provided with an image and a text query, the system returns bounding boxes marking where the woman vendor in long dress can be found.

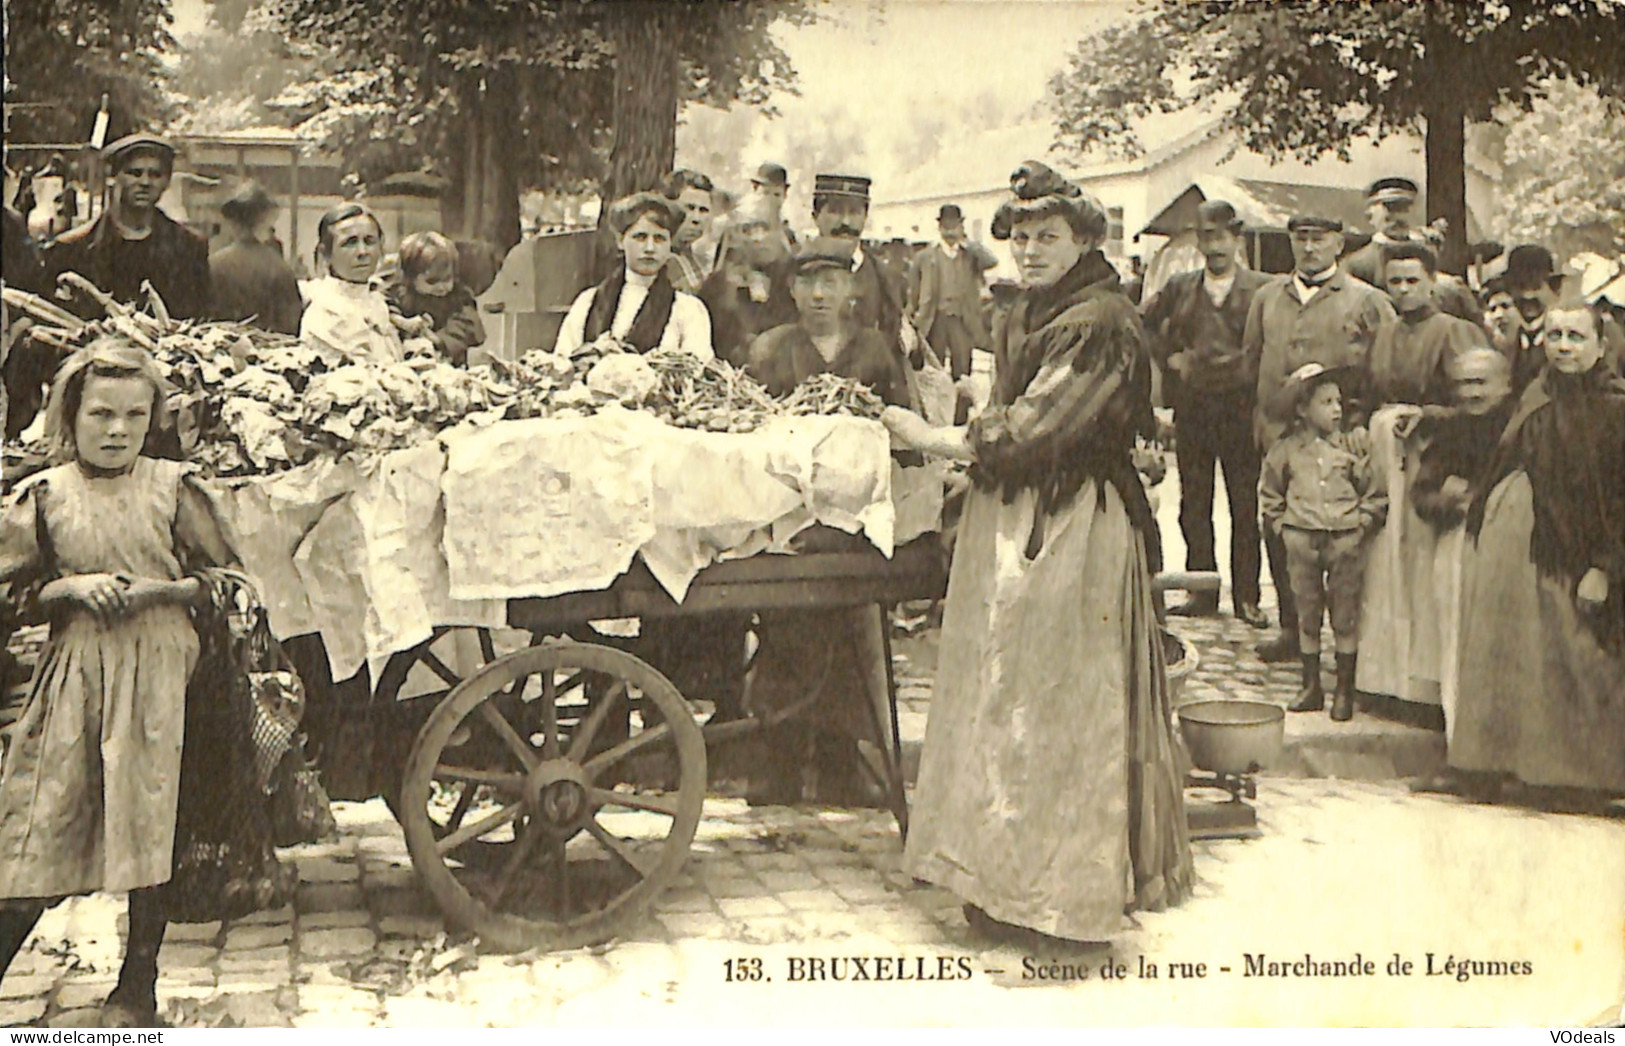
[299,203,405,366]
[883,161,1193,944]
[0,341,247,1023]
[1455,295,1625,807]
[736,238,911,806]
[554,193,713,360]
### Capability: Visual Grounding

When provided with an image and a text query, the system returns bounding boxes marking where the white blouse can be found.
[299,276,404,366]
[553,268,714,360]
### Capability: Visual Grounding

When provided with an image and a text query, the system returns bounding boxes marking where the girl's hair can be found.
[43,338,169,464]
[315,202,384,261]
[606,192,685,237]
[398,230,460,280]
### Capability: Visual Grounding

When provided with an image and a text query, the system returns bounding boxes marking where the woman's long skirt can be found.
[903,481,1192,940]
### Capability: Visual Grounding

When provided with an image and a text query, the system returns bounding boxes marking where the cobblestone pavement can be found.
[5,462,1622,1027]
[3,785,1622,1028]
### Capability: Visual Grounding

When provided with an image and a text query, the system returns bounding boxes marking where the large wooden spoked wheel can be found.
[399,640,706,952]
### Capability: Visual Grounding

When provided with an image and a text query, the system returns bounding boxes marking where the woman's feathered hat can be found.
[990,160,1106,242]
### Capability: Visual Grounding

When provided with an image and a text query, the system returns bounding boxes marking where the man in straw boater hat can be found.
[1244,211,1395,665]
[44,133,210,321]
[1140,199,1273,627]
[207,179,304,335]
[909,203,999,381]
[1341,176,1480,325]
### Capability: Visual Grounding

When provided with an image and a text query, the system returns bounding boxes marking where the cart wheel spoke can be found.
[478,628,497,665]
[581,722,672,778]
[540,672,560,759]
[566,680,627,762]
[434,765,525,790]
[401,641,705,953]
[443,780,478,836]
[587,786,681,819]
[478,702,539,771]
[421,650,463,688]
[585,820,649,881]
[486,823,543,909]
[434,800,523,857]
[549,835,570,916]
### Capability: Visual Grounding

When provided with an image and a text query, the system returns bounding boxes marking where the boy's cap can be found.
[792,236,857,274]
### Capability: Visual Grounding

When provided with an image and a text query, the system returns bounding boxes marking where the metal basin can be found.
[1176,699,1285,776]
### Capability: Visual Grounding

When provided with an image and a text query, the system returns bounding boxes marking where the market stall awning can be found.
[1140,175,1483,240]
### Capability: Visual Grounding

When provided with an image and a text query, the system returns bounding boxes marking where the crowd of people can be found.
[1,122,1621,1024]
[1139,176,1624,808]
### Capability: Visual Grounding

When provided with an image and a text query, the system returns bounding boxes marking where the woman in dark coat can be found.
[884,162,1192,944]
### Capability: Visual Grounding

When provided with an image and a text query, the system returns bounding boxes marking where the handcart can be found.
[362,540,948,953]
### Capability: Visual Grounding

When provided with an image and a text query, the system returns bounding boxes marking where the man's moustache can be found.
[832,226,863,237]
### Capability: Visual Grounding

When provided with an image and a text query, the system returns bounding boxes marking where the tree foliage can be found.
[265,0,809,252]
[4,0,177,146]
[168,2,319,135]
[1047,0,1625,269]
[1496,75,1625,258]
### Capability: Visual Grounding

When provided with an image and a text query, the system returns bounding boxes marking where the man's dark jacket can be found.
[44,209,210,320]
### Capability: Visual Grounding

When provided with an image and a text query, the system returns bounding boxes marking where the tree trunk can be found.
[1422,12,1469,275]
[598,1,682,279]
[477,65,522,255]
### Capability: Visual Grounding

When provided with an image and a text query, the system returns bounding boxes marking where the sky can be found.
[168,0,1132,199]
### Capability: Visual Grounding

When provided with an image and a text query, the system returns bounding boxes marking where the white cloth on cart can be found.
[214,411,913,686]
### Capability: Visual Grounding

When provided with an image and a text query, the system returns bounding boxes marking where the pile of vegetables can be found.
[3,280,900,481]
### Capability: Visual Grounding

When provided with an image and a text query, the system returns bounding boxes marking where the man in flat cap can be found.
[741,236,909,807]
[810,173,907,359]
[1342,176,1480,325]
[1140,199,1272,626]
[208,179,303,334]
[910,203,998,380]
[1244,212,1396,665]
[44,134,210,320]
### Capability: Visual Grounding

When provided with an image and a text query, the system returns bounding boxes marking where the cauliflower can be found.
[303,366,389,423]
[222,367,298,411]
[377,363,432,415]
[222,397,292,469]
[585,353,657,403]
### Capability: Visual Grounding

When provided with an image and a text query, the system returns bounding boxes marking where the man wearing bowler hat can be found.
[750,162,798,252]
[910,203,998,380]
[1500,243,1562,396]
[44,133,210,320]
[1244,212,1395,666]
[811,173,907,358]
[1342,176,1480,325]
[208,179,304,334]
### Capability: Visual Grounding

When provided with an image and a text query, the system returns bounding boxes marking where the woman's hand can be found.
[1577,568,1609,608]
[46,573,130,619]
